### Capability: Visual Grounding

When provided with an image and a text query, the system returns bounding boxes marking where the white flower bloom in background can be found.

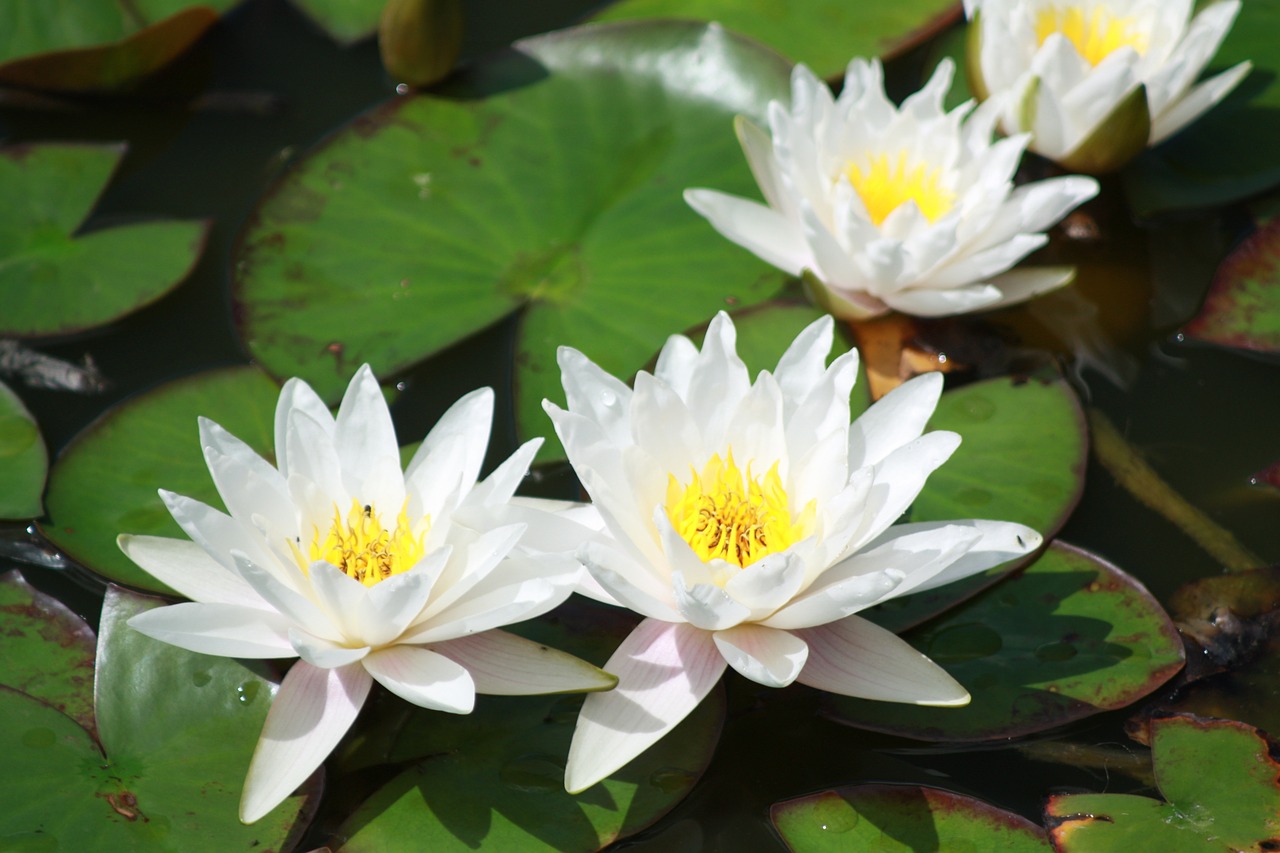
[965,0,1251,172]
[685,58,1098,321]
[544,312,1043,793]
[121,365,614,823]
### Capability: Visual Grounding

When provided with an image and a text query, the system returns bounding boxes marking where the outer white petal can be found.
[1150,61,1251,144]
[127,602,295,658]
[198,417,295,538]
[883,284,1005,317]
[432,629,617,695]
[863,519,1042,595]
[982,266,1078,310]
[795,615,969,705]
[405,386,493,498]
[761,570,905,630]
[565,619,726,793]
[713,623,808,688]
[773,314,836,409]
[333,364,405,512]
[240,661,371,823]
[845,430,962,552]
[273,377,333,481]
[160,491,294,585]
[363,644,476,713]
[118,534,262,606]
[683,189,810,277]
[847,372,943,470]
[289,627,371,668]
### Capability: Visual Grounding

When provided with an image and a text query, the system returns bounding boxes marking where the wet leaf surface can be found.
[1183,217,1280,355]
[0,378,47,519]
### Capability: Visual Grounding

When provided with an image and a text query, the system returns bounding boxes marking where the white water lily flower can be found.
[965,0,1251,172]
[685,58,1098,321]
[121,366,614,823]
[544,312,1043,793]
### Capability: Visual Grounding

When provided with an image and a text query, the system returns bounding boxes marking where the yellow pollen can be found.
[294,499,427,587]
[665,451,814,573]
[845,152,955,227]
[1034,5,1148,66]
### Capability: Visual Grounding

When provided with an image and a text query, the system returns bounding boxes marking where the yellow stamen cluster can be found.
[296,500,427,587]
[665,451,813,573]
[845,152,955,227]
[1034,5,1148,66]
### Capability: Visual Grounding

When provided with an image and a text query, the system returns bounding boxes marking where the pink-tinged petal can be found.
[232,552,343,643]
[795,615,969,705]
[432,629,616,695]
[199,417,295,538]
[288,627,370,668]
[127,602,295,658]
[118,534,262,606]
[847,372,943,470]
[363,644,475,713]
[713,623,808,688]
[564,619,726,793]
[406,386,493,497]
[240,661,371,823]
[273,377,333,481]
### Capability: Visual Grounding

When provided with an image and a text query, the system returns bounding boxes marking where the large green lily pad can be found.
[0,570,97,733]
[337,600,724,852]
[0,144,208,338]
[589,0,960,79]
[1046,714,1280,851]
[41,367,280,594]
[827,542,1184,741]
[772,785,1050,852]
[234,21,791,450]
[0,586,314,851]
[0,378,47,519]
[1182,217,1280,354]
[870,375,1086,633]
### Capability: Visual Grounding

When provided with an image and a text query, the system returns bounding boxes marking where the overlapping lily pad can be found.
[0,144,208,338]
[337,601,724,851]
[0,586,314,851]
[1182,217,1280,354]
[589,0,960,79]
[1046,714,1280,851]
[828,543,1184,741]
[0,570,96,732]
[772,785,1050,852]
[234,21,792,457]
[0,378,47,519]
[41,367,280,594]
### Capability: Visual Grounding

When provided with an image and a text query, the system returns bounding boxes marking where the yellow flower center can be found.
[1034,5,1148,66]
[294,500,427,587]
[845,152,955,227]
[665,451,814,573]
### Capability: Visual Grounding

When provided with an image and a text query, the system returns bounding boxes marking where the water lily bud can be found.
[378,0,464,89]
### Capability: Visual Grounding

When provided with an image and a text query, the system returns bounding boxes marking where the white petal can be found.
[127,602,295,658]
[465,438,540,508]
[983,266,1077,310]
[845,430,962,552]
[683,189,810,276]
[564,619,726,793]
[847,372,943,470]
[334,364,404,511]
[864,519,1042,595]
[883,284,1005,317]
[713,623,808,688]
[232,552,342,643]
[240,661,371,823]
[306,559,370,639]
[1150,61,1251,144]
[580,541,682,622]
[358,554,444,646]
[199,418,295,538]
[672,570,752,631]
[284,410,347,508]
[773,314,836,408]
[556,348,633,448]
[795,615,969,705]
[653,334,699,398]
[289,627,370,668]
[117,534,262,606]
[684,312,751,449]
[363,644,475,713]
[160,491,293,585]
[432,629,616,695]
[405,386,493,498]
[273,377,332,481]
[723,550,807,618]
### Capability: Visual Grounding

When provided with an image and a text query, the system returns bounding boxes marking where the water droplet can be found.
[599,390,617,408]
[1035,642,1078,663]
[954,395,996,422]
[236,681,262,705]
[191,670,212,688]
[927,623,1003,663]
[500,754,564,793]
[22,728,55,748]
[648,766,695,794]
[956,487,992,507]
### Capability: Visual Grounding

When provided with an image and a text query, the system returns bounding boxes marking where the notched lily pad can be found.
[336,600,724,852]
[772,785,1050,852]
[828,542,1184,741]
[0,378,48,518]
[0,144,209,338]
[1046,714,1280,852]
[1182,217,1280,355]
[0,570,96,733]
[41,367,280,594]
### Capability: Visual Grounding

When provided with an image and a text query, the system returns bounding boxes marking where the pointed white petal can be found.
[556,348,633,447]
[289,627,370,668]
[363,644,476,712]
[684,189,810,276]
[723,550,807,618]
[199,417,295,538]
[273,377,332,481]
[1150,61,1251,144]
[863,519,1042,594]
[847,372,943,470]
[713,623,808,688]
[406,386,493,497]
[127,602,295,658]
[333,364,404,511]
[432,629,616,695]
[232,552,342,643]
[118,534,262,606]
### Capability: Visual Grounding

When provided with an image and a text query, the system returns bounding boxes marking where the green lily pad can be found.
[336,600,724,852]
[0,570,96,733]
[1181,217,1280,355]
[1123,1,1280,217]
[290,0,385,43]
[826,542,1185,741]
[0,587,315,851]
[40,367,280,594]
[0,144,208,338]
[589,0,960,79]
[1046,714,1280,852]
[0,379,47,519]
[234,21,791,448]
[870,375,1086,633]
[772,785,1050,852]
